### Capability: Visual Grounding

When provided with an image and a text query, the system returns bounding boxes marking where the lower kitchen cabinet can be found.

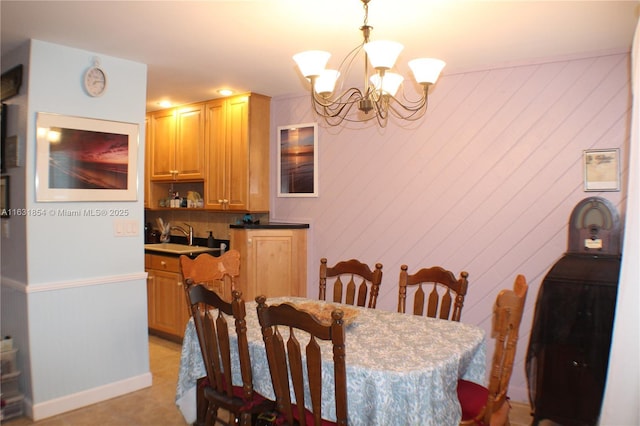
[230,224,309,302]
[145,253,190,341]
[145,252,228,341]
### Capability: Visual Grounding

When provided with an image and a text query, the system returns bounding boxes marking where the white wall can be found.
[1,40,150,420]
[270,52,630,406]
[599,17,640,426]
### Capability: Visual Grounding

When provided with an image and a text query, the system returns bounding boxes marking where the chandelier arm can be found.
[386,92,430,121]
[312,87,364,108]
[310,89,364,125]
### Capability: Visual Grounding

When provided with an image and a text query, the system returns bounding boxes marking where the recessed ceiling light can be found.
[217,89,234,96]
[157,100,172,108]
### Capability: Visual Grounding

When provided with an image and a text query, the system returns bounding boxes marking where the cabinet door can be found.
[204,99,227,210]
[146,269,155,328]
[226,96,250,211]
[175,103,205,180]
[233,229,307,301]
[150,270,183,336]
[149,109,176,180]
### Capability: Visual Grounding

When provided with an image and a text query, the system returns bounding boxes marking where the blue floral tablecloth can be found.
[176,297,486,426]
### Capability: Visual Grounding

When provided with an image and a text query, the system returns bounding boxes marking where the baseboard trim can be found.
[27,372,152,421]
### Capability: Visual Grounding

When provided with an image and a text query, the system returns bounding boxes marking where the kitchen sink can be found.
[144,243,221,255]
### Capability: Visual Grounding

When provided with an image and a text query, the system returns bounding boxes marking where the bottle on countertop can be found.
[207,231,215,248]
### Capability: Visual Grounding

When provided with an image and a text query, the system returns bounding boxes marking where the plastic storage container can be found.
[0,349,17,376]
[0,392,24,421]
[0,371,20,397]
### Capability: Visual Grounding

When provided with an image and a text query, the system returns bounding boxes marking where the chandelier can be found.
[293,0,445,127]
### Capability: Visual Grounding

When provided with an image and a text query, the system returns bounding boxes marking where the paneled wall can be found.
[270,52,630,403]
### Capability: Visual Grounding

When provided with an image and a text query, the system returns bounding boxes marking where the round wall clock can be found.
[84,60,107,97]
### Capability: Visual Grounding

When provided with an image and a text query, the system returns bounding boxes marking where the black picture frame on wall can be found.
[1,175,9,218]
[1,103,6,173]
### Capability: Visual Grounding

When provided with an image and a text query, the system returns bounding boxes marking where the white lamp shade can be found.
[364,40,404,70]
[408,58,446,84]
[293,50,331,78]
[370,72,404,96]
[314,69,340,95]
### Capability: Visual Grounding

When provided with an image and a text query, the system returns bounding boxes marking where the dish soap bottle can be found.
[207,231,215,248]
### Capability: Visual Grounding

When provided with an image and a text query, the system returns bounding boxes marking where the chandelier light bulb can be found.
[364,40,404,70]
[293,50,331,78]
[315,69,341,96]
[370,72,404,96]
[408,58,446,85]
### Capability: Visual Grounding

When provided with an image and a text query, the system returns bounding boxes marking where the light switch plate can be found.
[114,219,139,237]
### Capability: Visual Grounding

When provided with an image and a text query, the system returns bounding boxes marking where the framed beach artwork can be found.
[277,122,318,197]
[583,148,620,192]
[35,112,139,201]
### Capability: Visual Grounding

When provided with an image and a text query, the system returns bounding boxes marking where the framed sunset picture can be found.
[35,112,138,201]
[277,122,318,197]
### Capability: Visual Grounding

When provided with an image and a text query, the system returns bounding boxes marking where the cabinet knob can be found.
[160,261,166,267]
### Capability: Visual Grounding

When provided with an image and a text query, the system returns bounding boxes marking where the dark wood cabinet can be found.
[526,254,619,425]
[526,197,622,426]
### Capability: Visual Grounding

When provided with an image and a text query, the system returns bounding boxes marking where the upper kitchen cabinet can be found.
[204,93,270,212]
[148,103,205,181]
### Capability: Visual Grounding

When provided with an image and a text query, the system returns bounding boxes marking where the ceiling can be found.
[1,1,638,112]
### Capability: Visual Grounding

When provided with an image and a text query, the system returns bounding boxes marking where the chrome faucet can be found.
[171,223,194,246]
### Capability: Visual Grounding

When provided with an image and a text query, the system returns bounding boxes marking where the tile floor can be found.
[5,335,539,426]
[4,336,189,425]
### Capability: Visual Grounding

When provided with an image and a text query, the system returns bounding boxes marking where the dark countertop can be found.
[230,222,310,229]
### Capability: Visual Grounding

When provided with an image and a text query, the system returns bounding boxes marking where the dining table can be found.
[175,296,486,426]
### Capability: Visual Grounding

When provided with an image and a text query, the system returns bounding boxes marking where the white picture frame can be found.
[36,112,138,201]
[583,148,620,192]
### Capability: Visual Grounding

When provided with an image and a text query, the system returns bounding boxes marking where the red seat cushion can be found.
[200,376,270,410]
[457,379,489,423]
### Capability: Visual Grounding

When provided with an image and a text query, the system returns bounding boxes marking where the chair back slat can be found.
[398,265,469,322]
[439,289,453,320]
[321,258,383,309]
[256,296,348,426]
[413,285,425,316]
[215,313,233,395]
[345,276,356,305]
[306,337,323,424]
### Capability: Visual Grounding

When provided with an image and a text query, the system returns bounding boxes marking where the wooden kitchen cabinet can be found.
[145,253,191,341]
[143,116,150,208]
[230,225,308,302]
[148,102,205,181]
[145,252,228,341]
[204,93,270,212]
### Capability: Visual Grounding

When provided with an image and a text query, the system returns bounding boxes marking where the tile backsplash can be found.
[145,210,268,242]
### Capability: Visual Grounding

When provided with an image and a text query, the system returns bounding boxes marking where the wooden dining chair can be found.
[255,295,348,426]
[457,274,529,426]
[180,249,241,300]
[186,286,274,426]
[319,257,383,308]
[398,264,469,321]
